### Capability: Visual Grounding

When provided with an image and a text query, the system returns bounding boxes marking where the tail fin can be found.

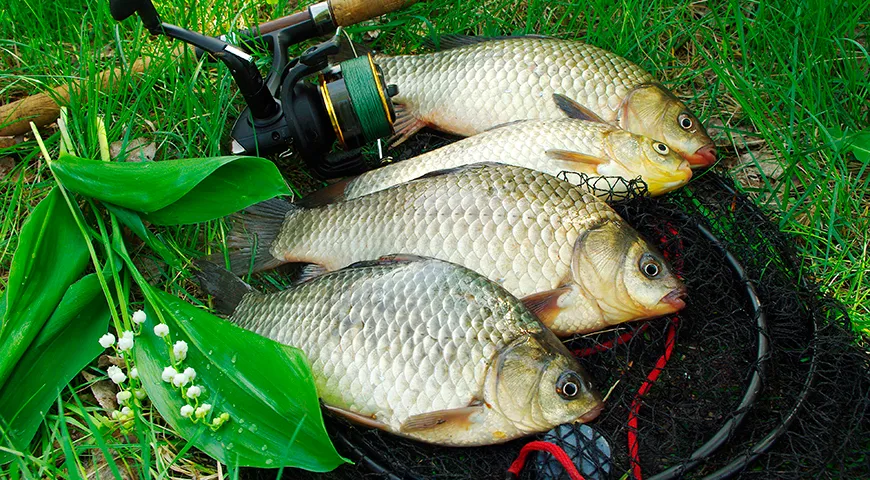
[193,260,255,316]
[223,198,297,276]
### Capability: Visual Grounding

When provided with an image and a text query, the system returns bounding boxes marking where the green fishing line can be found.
[342,55,392,141]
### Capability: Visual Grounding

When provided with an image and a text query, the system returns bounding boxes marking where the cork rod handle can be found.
[328,0,419,27]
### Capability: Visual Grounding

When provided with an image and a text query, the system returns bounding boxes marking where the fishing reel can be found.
[109,0,401,178]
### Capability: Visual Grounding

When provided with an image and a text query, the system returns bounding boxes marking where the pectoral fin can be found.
[400,404,486,433]
[553,93,607,123]
[521,287,572,328]
[324,404,389,431]
[545,149,608,166]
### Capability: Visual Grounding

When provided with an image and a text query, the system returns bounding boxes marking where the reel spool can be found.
[254,134,870,480]
[110,0,404,179]
[320,54,397,150]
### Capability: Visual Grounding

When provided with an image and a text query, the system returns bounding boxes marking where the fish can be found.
[198,255,603,446]
[377,35,716,167]
[315,110,691,203]
[225,164,687,336]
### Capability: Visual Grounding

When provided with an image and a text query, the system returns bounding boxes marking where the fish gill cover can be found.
[243,131,870,480]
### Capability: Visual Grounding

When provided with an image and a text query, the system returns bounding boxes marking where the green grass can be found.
[1,0,868,477]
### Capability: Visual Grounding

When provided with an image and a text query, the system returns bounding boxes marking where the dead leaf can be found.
[97,355,126,369]
[0,157,14,178]
[86,448,139,480]
[706,117,766,149]
[110,137,157,162]
[736,151,784,180]
[82,371,119,412]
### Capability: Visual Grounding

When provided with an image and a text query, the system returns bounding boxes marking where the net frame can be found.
[243,138,869,480]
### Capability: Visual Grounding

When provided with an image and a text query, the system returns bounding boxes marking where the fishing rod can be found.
[107,0,417,177]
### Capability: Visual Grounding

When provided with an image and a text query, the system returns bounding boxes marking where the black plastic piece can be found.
[110,0,384,178]
[109,0,160,30]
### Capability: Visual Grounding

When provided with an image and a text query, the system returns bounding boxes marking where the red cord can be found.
[627,316,680,479]
[509,221,685,480]
[574,323,650,358]
[505,441,586,480]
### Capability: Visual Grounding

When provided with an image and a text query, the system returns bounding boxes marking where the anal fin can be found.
[388,103,427,147]
[324,404,389,431]
[293,264,329,285]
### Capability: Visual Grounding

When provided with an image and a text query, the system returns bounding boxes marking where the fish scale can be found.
[274,165,609,297]
[369,36,715,167]
[341,118,690,200]
[232,164,684,336]
[231,259,571,445]
[377,37,652,136]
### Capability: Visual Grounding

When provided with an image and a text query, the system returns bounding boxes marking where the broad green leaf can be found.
[51,155,290,225]
[847,129,869,163]
[0,274,110,465]
[0,188,89,391]
[103,203,182,270]
[136,290,347,471]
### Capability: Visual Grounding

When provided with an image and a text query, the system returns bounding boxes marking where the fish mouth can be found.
[651,165,693,194]
[684,144,717,168]
[577,403,605,423]
[660,286,688,310]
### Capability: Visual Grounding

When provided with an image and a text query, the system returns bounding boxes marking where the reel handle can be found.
[109,0,160,30]
[328,0,420,27]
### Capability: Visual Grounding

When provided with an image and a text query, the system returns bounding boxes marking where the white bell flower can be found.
[98,333,115,348]
[186,385,202,399]
[173,340,189,361]
[161,366,178,383]
[132,309,147,324]
[154,323,170,337]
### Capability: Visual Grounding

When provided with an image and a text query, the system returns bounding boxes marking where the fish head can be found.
[571,219,687,325]
[489,333,602,432]
[603,130,693,195]
[619,83,716,168]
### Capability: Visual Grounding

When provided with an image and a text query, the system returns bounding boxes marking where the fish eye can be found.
[639,253,662,279]
[653,142,670,155]
[678,113,693,130]
[556,372,582,400]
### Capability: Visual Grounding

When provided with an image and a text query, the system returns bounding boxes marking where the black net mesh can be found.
[243,134,870,480]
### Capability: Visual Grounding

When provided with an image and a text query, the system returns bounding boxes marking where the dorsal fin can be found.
[345,254,432,270]
[422,34,551,51]
[414,162,504,181]
[483,119,533,132]
[297,178,353,208]
[553,94,607,123]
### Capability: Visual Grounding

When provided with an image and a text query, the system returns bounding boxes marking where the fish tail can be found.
[388,103,427,147]
[222,198,298,276]
[193,260,255,316]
